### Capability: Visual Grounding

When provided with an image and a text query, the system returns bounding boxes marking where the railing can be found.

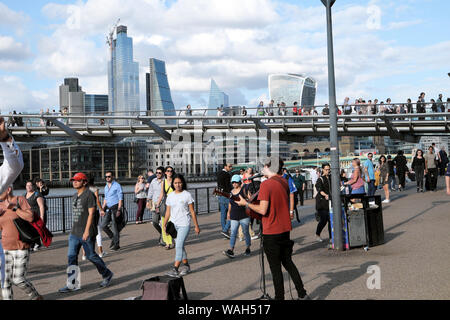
[45,184,315,234]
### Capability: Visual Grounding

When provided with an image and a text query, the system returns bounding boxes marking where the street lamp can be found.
[321,0,343,251]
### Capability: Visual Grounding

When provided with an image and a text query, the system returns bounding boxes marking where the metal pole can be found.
[321,0,343,250]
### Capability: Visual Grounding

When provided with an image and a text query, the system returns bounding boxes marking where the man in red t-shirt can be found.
[236,156,310,300]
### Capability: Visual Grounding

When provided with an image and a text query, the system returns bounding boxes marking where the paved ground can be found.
[10,180,450,300]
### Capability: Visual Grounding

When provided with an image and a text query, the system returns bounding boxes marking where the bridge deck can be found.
[10,179,450,300]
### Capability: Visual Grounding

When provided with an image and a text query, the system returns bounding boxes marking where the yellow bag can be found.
[374,169,381,186]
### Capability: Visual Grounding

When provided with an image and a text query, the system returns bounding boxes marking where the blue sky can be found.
[0,0,449,113]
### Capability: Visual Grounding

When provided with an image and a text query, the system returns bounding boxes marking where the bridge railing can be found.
[3,102,449,128]
[44,184,315,234]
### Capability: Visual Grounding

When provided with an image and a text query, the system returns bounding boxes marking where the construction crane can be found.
[107,18,120,113]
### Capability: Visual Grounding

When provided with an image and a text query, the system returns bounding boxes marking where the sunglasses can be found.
[105,176,112,178]
[156,172,163,174]
[166,170,173,172]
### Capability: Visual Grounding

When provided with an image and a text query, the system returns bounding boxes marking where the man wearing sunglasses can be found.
[101,172,123,251]
[147,167,165,246]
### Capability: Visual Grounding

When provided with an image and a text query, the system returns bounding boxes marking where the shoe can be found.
[244,248,251,256]
[100,272,114,288]
[109,242,115,249]
[298,294,312,300]
[239,238,244,242]
[221,231,230,239]
[421,189,424,193]
[110,246,120,251]
[82,255,86,261]
[99,251,107,258]
[166,267,180,278]
[179,265,191,276]
[417,188,420,193]
[251,234,260,240]
[33,244,40,252]
[315,235,323,243]
[382,199,390,204]
[58,285,81,293]
[223,249,235,259]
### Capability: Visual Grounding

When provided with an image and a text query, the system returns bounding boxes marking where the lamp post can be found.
[321,0,343,250]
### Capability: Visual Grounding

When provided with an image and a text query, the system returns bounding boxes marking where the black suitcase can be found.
[140,275,188,300]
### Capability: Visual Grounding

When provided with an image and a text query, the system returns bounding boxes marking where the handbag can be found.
[165,221,177,239]
[13,217,41,245]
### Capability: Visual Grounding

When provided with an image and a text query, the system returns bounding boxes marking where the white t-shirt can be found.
[311,170,319,185]
[165,190,194,227]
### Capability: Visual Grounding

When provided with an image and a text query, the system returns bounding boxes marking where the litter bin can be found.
[342,195,384,248]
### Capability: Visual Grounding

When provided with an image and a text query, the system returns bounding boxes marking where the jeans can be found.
[230,218,251,249]
[367,180,376,197]
[174,225,190,262]
[263,232,307,300]
[67,234,111,279]
[101,205,120,247]
[388,175,396,190]
[219,196,231,233]
[316,210,331,239]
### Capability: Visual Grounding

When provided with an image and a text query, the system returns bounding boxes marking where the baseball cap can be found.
[70,172,88,182]
[231,175,241,183]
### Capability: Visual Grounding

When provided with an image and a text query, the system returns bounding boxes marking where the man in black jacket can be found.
[315,163,332,244]
[217,163,233,238]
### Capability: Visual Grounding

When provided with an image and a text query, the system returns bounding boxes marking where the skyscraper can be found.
[208,79,229,116]
[59,78,85,125]
[107,25,140,124]
[146,58,176,125]
[268,74,317,107]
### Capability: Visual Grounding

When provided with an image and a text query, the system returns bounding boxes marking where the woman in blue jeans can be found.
[223,175,251,258]
[163,174,200,277]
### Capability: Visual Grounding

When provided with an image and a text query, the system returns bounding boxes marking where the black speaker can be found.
[140,275,188,300]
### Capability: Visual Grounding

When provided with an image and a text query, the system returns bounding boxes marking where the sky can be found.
[0,0,449,113]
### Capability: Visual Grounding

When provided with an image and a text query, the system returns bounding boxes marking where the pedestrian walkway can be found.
[10,180,450,300]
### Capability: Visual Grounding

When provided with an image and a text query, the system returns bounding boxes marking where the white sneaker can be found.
[99,252,107,258]
[82,255,86,261]
[382,199,390,204]
[315,235,323,243]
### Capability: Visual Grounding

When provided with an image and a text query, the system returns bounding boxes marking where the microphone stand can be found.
[250,177,271,301]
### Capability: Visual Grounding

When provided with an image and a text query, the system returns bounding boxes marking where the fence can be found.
[45,183,315,234]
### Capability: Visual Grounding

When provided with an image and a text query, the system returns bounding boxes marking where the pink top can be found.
[350,167,364,190]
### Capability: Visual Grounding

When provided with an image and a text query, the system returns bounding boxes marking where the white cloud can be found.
[0,2,29,33]
[0,35,32,71]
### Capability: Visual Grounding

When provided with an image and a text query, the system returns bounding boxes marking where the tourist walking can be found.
[0,186,43,300]
[438,147,449,176]
[156,166,176,249]
[101,171,123,251]
[393,150,408,191]
[315,163,332,243]
[411,149,426,193]
[147,167,164,246]
[185,104,193,124]
[135,175,147,224]
[387,155,397,191]
[235,156,310,300]
[24,181,46,251]
[164,174,200,277]
[364,153,376,197]
[223,175,251,259]
[344,158,365,194]
[59,173,113,293]
[378,156,390,203]
[292,169,306,207]
[217,163,233,239]
[424,146,438,192]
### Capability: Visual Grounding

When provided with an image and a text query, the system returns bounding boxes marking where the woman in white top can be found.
[163,174,200,277]
[135,175,147,224]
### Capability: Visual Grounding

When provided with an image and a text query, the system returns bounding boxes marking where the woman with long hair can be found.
[134,175,147,224]
[156,166,176,250]
[344,158,365,194]
[164,174,200,277]
[411,149,426,193]
[378,155,390,203]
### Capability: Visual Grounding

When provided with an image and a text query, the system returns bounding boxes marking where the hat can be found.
[231,175,241,183]
[70,172,88,181]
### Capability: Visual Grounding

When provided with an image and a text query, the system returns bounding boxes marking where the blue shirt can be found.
[364,159,375,180]
[283,173,298,194]
[104,180,123,207]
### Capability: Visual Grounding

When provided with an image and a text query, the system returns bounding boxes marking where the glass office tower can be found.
[146,58,176,125]
[208,79,229,116]
[268,74,317,108]
[108,25,140,124]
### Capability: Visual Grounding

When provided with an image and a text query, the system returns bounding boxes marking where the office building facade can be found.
[108,25,140,124]
[208,79,229,116]
[146,58,176,124]
[269,74,317,108]
[59,78,85,125]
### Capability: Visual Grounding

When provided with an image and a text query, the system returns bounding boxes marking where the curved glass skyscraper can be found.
[268,74,317,107]
[108,25,140,124]
[208,79,229,116]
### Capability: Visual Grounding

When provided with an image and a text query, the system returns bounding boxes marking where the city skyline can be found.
[0,0,449,114]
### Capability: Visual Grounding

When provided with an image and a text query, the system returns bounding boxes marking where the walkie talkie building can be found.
[268,74,317,108]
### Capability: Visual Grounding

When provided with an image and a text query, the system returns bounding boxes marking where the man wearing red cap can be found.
[59,173,113,293]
